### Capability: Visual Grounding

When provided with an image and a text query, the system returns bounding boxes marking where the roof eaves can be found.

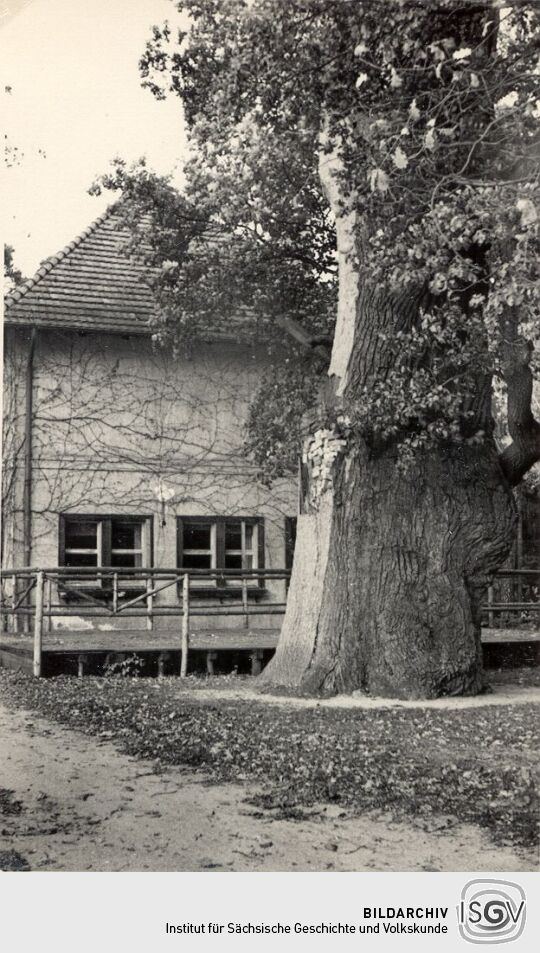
[4,203,120,312]
[4,315,153,336]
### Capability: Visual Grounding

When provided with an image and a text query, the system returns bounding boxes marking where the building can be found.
[3,206,538,676]
[2,206,297,650]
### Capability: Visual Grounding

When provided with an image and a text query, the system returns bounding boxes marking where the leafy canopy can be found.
[95,0,539,476]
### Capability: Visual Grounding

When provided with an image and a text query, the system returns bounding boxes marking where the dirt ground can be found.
[0,700,536,872]
[168,681,540,710]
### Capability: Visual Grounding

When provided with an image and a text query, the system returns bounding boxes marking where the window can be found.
[59,515,151,588]
[223,521,257,572]
[182,520,215,572]
[63,520,101,568]
[177,517,264,590]
[111,520,144,568]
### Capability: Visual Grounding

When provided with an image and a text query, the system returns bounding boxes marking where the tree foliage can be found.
[245,357,320,482]
[3,245,24,293]
[96,0,539,481]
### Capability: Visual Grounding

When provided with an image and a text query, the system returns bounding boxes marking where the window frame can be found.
[59,514,153,593]
[177,516,265,595]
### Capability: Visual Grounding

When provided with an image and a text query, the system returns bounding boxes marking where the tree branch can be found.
[274,314,331,363]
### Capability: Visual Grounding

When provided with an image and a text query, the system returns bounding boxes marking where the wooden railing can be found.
[0,566,291,676]
[483,568,540,627]
[1,565,538,677]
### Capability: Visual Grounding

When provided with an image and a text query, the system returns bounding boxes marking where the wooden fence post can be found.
[158,652,170,677]
[47,576,53,633]
[206,651,217,676]
[146,574,154,631]
[181,573,190,678]
[112,572,118,614]
[33,570,44,677]
[242,576,249,629]
[12,573,19,635]
[250,650,264,676]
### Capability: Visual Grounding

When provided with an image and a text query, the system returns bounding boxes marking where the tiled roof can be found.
[4,205,156,336]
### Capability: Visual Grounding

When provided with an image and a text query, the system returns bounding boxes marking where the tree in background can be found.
[4,245,24,292]
[99,0,539,698]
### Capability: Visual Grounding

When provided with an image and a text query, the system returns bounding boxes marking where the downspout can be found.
[23,328,36,566]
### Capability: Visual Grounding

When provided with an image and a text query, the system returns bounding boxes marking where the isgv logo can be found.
[457,879,526,944]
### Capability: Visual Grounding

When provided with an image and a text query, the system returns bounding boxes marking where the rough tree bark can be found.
[260,141,520,700]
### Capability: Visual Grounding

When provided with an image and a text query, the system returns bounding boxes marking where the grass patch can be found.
[0,670,538,850]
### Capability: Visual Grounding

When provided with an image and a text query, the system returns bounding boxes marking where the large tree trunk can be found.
[261,433,515,698]
[260,138,517,699]
[260,286,517,698]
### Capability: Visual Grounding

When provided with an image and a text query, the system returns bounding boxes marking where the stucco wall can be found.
[2,327,30,569]
[3,327,297,632]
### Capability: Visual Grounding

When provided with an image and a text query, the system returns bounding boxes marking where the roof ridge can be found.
[4,202,121,311]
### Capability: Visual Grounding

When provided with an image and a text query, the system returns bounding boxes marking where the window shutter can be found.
[101,518,112,567]
[177,517,184,569]
[58,515,66,565]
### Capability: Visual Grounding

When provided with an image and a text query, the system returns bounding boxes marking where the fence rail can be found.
[0,566,291,677]
[1,565,538,678]
[485,568,540,629]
